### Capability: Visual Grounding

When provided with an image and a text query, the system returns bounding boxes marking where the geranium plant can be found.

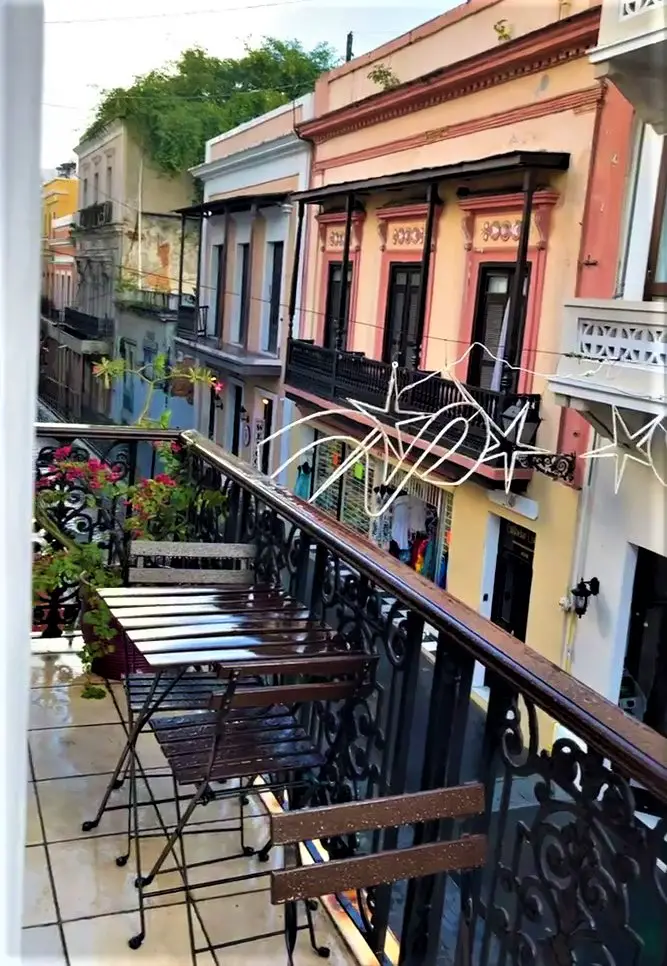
[33,354,226,696]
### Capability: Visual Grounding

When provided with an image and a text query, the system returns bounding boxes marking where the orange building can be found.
[282,0,635,679]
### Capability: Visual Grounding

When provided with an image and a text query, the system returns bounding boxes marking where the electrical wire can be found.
[46,0,320,26]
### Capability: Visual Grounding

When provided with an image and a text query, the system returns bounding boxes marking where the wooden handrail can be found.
[33,422,667,799]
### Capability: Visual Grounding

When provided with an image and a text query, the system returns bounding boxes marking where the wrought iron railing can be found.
[78,201,113,230]
[55,307,113,341]
[176,304,209,339]
[285,339,542,459]
[33,423,667,966]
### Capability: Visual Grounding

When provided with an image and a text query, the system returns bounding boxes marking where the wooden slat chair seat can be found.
[129,540,257,586]
[270,785,487,965]
[134,661,378,958]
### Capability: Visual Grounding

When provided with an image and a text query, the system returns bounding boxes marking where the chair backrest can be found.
[269,784,486,903]
[129,539,256,586]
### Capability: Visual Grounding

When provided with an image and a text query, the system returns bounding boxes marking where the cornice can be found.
[298,8,601,145]
[458,189,560,212]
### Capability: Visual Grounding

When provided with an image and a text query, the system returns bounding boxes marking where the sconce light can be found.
[280,202,293,215]
[570,577,600,618]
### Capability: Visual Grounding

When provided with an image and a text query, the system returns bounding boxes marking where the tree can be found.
[56,161,76,178]
[83,39,339,176]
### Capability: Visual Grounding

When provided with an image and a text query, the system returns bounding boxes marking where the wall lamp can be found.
[570,577,600,618]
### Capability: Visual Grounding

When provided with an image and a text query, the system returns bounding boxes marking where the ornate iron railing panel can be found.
[32,424,667,966]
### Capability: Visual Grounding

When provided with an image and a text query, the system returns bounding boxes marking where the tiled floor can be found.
[25,648,357,965]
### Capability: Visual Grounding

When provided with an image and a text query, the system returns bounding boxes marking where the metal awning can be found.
[174,192,290,218]
[290,150,570,204]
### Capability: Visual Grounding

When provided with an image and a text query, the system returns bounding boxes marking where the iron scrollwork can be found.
[483,695,667,966]
[518,451,577,483]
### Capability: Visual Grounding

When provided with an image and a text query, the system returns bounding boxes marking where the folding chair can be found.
[81,539,260,836]
[270,784,487,965]
[129,654,378,956]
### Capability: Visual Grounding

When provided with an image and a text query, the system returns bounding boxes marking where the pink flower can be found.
[154,473,177,487]
[53,445,72,460]
[171,442,182,454]
[89,479,101,490]
[213,381,224,396]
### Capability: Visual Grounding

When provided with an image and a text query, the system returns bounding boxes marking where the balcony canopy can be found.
[174,191,290,218]
[290,150,570,205]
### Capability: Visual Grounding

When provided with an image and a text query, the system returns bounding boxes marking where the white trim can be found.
[590,28,667,66]
[623,124,664,299]
[194,133,307,182]
[0,2,43,961]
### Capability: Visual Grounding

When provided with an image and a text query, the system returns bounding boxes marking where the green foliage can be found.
[367,63,401,91]
[83,39,339,176]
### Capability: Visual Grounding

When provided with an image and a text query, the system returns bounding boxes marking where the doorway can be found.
[382,263,422,368]
[490,518,535,642]
[622,547,667,736]
[266,241,284,355]
[323,261,353,350]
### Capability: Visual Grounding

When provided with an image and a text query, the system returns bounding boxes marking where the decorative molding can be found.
[311,87,602,175]
[376,202,430,221]
[391,225,425,247]
[378,220,389,252]
[458,188,559,251]
[300,8,601,145]
[481,219,521,242]
[461,212,474,251]
[315,210,366,252]
[458,188,559,213]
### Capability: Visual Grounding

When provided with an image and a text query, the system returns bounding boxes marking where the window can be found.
[82,178,88,207]
[382,263,422,368]
[646,141,667,299]
[106,165,112,204]
[323,261,352,350]
[231,243,250,344]
[265,241,284,354]
[213,244,225,337]
[467,264,530,392]
[93,172,99,204]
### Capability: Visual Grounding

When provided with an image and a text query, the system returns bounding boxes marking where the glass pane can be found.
[396,271,408,286]
[487,273,509,294]
[409,270,421,289]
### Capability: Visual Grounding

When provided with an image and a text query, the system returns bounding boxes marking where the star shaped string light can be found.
[582,407,663,494]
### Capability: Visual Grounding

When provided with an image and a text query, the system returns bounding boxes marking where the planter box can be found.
[81,584,152,680]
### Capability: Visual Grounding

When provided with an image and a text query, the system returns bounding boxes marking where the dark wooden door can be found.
[467,264,530,390]
[323,261,352,350]
[267,241,284,354]
[213,244,225,337]
[491,519,535,642]
[382,263,422,367]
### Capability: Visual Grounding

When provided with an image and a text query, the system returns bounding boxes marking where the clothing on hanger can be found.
[294,463,312,500]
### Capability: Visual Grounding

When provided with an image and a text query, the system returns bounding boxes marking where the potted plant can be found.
[33,355,226,695]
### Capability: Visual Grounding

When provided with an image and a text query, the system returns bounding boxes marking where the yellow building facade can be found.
[283,2,625,677]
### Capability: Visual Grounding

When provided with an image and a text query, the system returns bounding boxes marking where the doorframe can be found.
[475,513,501,687]
[466,261,532,389]
[381,260,423,365]
[321,257,355,350]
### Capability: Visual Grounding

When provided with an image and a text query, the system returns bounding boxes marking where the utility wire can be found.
[46,0,319,26]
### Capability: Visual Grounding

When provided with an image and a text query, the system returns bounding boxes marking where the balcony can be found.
[176,308,282,378]
[28,422,667,964]
[285,339,541,471]
[548,298,667,425]
[116,288,183,318]
[590,0,667,132]
[78,201,114,230]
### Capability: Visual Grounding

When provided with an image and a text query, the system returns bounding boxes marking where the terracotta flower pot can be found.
[80,580,152,680]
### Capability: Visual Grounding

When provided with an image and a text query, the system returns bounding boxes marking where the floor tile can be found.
[30,652,102,688]
[194,890,353,964]
[30,685,122,730]
[48,834,141,920]
[23,846,57,927]
[25,783,43,847]
[21,924,67,963]
[64,905,212,965]
[29,725,165,781]
[37,773,254,843]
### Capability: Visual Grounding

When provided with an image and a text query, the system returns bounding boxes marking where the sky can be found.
[42,0,458,170]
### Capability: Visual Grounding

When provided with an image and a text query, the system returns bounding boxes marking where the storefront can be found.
[310,435,453,588]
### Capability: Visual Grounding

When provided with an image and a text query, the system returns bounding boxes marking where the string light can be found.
[259,342,667,515]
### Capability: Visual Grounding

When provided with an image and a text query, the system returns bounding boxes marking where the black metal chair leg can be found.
[304,899,331,959]
[128,737,146,950]
[284,900,298,966]
[239,781,254,857]
[172,773,198,966]
[136,781,210,888]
